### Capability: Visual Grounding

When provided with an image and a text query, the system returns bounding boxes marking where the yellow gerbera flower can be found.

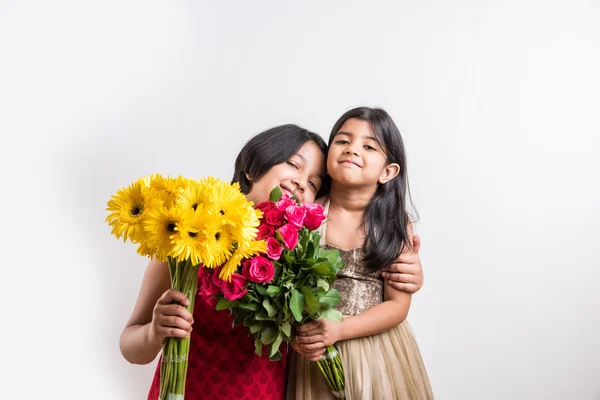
[105,179,161,243]
[150,174,189,208]
[143,205,186,261]
[205,180,262,242]
[170,204,223,266]
[178,179,207,213]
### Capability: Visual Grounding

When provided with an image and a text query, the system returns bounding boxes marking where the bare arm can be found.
[119,259,193,365]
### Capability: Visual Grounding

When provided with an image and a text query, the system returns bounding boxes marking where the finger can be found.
[157,326,191,339]
[158,289,190,306]
[158,304,194,324]
[381,272,418,284]
[383,262,418,274]
[392,251,419,263]
[158,314,193,332]
[412,234,421,254]
[296,321,320,333]
[387,280,419,293]
[301,341,326,351]
[295,334,324,344]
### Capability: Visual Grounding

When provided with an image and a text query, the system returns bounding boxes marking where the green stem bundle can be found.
[158,257,199,400]
[316,345,346,399]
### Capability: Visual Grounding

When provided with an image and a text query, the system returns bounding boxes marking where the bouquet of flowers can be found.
[202,187,346,398]
[105,174,266,400]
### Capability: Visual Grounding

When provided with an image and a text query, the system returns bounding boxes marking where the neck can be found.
[328,181,376,212]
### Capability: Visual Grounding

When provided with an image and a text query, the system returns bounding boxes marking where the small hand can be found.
[295,319,343,353]
[290,335,326,362]
[149,289,194,347]
[382,234,423,293]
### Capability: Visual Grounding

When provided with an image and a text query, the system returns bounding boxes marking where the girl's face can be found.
[327,118,392,187]
[246,141,326,205]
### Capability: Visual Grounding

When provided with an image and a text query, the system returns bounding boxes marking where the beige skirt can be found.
[286,321,434,400]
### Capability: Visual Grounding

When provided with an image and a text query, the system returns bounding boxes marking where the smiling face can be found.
[246,141,326,205]
[327,118,398,188]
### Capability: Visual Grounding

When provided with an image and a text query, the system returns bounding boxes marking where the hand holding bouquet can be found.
[106,174,266,400]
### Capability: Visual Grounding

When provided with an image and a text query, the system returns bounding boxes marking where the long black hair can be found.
[232,124,328,195]
[327,107,418,270]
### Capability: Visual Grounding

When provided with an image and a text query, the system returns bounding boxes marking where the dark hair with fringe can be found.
[325,107,418,270]
[232,124,328,195]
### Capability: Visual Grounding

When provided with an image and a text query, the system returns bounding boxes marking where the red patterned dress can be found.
[147,290,287,399]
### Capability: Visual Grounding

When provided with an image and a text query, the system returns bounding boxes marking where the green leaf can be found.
[255,284,268,296]
[262,298,277,318]
[319,308,343,322]
[281,321,292,338]
[269,332,284,359]
[269,350,283,361]
[239,302,258,311]
[260,324,278,345]
[317,278,330,292]
[320,248,340,264]
[290,288,305,322]
[306,240,316,259]
[319,289,342,307]
[300,286,321,314]
[249,323,262,334]
[312,262,335,276]
[269,186,283,202]
[215,298,239,310]
[283,252,294,264]
[255,310,276,321]
[255,336,263,356]
[266,285,281,297]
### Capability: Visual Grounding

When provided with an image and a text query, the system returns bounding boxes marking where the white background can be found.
[1,1,599,399]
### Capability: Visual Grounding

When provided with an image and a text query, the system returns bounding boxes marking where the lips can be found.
[340,159,361,167]
[279,184,294,197]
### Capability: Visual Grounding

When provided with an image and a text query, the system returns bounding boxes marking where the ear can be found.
[379,163,400,184]
[245,172,253,183]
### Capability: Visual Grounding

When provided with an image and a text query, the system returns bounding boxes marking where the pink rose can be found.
[256,223,276,240]
[244,256,275,283]
[265,236,283,260]
[278,223,299,250]
[265,209,285,228]
[211,267,225,288]
[201,276,221,298]
[276,195,296,211]
[285,205,306,230]
[256,201,276,215]
[201,291,217,307]
[302,203,327,230]
[221,273,248,301]
[241,259,252,279]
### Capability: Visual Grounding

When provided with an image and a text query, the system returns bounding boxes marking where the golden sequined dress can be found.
[286,198,434,400]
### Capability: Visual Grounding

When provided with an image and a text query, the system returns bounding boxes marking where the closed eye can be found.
[286,161,299,170]
[334,139,349,145]
[308,181,317,191]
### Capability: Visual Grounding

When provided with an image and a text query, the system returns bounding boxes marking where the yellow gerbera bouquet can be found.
[105,174,266,400]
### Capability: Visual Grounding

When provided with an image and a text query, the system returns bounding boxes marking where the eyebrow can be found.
[335,131,378,142]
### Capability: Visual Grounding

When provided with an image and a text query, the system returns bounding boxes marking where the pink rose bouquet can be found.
[201,187,346,397]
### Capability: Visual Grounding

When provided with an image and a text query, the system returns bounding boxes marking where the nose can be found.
[344,141,359,156]
[291,176,306,195]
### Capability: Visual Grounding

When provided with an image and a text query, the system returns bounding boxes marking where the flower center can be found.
[131,205,142,216]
